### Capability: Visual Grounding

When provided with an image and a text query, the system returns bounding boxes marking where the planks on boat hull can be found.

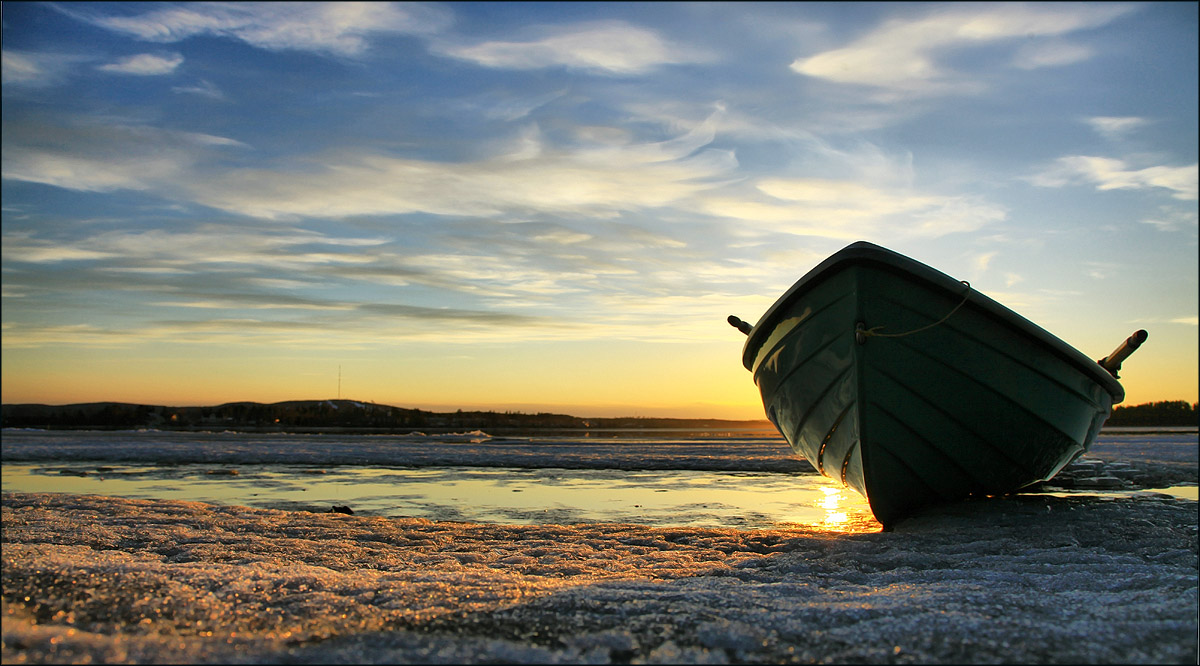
[738,242,1125,528]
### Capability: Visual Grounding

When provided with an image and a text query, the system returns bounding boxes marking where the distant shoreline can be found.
[0,423,784,438]
[0,399,774,433]
[2,398,1195,431]
[2,425,1195,438]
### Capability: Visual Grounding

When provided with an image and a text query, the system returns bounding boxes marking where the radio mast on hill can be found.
[338,365,341,400]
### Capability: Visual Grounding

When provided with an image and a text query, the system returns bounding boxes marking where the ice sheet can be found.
[3,430,1196,663]
[2,491,1196,664]
[0,429,814,472]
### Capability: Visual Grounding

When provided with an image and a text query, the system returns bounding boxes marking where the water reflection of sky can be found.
[1,463,882,532]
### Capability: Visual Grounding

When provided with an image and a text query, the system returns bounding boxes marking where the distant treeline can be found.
[1104,400,1197,427]
[0,400,772,432]
[2,399,1195,431]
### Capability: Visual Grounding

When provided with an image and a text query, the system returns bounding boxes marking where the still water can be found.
[1,462,883,532]
[4,428,1194,533]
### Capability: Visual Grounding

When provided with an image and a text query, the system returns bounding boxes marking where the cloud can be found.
[172,79,226,99]
[150,297,354,312]
[59,2,451,57]
[1085,116,1148,140]
[973,251,998,272]
[2,206,785,350]
[1,120,245,193]
[0,241,114,263]
[1,50,85,86]
[474,89,568,122]
[2,150,174,192]
[791,4,1134,96]
[1140,208,1198,233]
[1,224,385,269]
[0,305,562,349]
[434,21,708,75]
[2,221,575,346]
[1,238,583,349]
[97,52,184,75]
[696,178,1006,239]
[180,114,736,220]
[2,50,51,85]
[1011,41,1093,69]
[1083,261,1119,280]
[1,110,733,222]
[1030,156,1198,200]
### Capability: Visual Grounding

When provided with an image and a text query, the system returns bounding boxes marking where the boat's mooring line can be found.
[857,281,972,343]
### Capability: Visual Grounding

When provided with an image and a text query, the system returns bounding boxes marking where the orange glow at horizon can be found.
[0,341,772,419]
[2,317,1194,420]
[2,334,1195,419]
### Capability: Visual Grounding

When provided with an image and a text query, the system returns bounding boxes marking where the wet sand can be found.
[2,483,1196,664]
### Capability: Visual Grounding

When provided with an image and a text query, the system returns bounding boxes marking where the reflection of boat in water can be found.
[730,242,1144,529]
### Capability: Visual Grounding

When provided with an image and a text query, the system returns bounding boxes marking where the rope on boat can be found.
[857,280,972,341]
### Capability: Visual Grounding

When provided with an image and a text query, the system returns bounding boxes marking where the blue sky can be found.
[2,2,1196,417]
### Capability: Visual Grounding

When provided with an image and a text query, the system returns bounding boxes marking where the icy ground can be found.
[0,429,815,472]
[2,490,1196,664]
[2,428,1194,479]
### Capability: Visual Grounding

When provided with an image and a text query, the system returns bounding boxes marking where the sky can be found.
[2,2,1196,419]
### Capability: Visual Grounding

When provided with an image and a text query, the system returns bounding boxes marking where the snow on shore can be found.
[2,490,1195,664]
[0,430,815,473]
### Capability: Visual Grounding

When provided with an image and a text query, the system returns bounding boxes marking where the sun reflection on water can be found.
[778,482,881,533]
[811,485,881,533]
[819,487,849,525]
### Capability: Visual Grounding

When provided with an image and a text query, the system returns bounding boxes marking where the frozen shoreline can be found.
[2,429,1196,479]
[3,490,1196,664]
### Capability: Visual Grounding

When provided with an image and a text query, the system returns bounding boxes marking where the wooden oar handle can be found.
[1098,329,1148,378]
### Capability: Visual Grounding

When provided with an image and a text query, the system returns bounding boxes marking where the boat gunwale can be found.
[741,241,1125,403]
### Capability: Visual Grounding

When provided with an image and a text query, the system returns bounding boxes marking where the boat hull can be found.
[743,242,1124,528]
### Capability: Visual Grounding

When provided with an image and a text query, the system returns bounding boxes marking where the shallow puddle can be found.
[1,463,882,532]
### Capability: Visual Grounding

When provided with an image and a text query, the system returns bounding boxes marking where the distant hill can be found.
[0,400,775,433]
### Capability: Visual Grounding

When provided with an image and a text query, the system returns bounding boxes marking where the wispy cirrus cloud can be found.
[696,178,1006,239]
[3,224,384,268]
[1029,156,1198,201]
[687,129,1007,240]
[0,225,733,349]
[972,251,999,273]
[1140,207,1198,233]
[0,240,114,264]
[3,104,1009,246]
[1085,116,1149,140]
[1,110,735,221]
[469,89,568,122]
[182,114,735,220]
[97,52,183,75]
[433,20,710,75]
[0,305,566,349]
[56,1,451,57]
[1,119,245,193]
[1,50,87,86]
[1125,315,1200,328]
[791,3,1134,97]
[1010,41,1094,70]
[172,79,226,99]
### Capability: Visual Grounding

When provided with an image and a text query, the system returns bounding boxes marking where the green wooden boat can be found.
[729,241,1145,529]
